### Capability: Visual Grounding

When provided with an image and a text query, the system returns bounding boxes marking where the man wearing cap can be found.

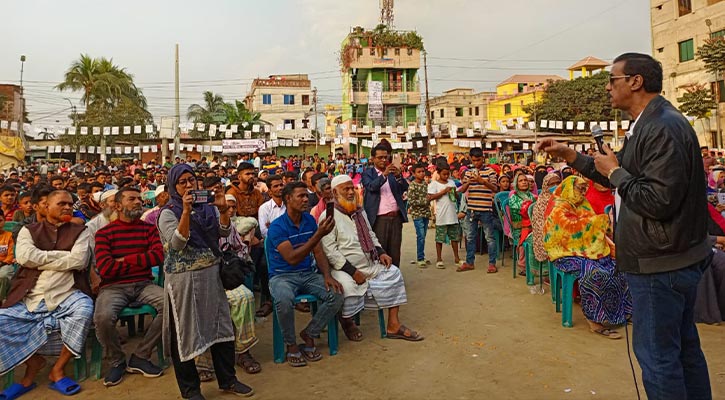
[256,170,269,194]
[141,185,168,226]
[321,175,423,342]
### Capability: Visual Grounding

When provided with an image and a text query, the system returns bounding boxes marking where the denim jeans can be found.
[413,217,429,261]
[625,255,713,400]
[269,270,344,345]
[465,210,498,265]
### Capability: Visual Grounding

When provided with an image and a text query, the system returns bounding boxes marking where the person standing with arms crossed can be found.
[537,53,712,400]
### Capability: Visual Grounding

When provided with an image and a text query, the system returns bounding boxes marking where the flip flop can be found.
[298,344,323,362]
[48,377,81,396]
[286,352,307,367]
[590,328,622,340]
[0,383,37,400]
[387,325,424,342]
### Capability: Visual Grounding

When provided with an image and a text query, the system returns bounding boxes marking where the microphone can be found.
[591,125,606,155]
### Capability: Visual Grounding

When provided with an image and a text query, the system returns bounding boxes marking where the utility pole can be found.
[313,86,318,153]
[171,43,181,159]
[18,55,25,139]
[423,50,433,154]
[706,19,722,149]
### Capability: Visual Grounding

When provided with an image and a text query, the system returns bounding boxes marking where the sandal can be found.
[47,377,81,396]
[255,301,273,318]
[339,317,363,342]
[236,352,261,374]
[386,324,424,342]
[198,370,215,382]
[435,261,445,269]
[487,264,498,273]
[286,352,307,367]
[590,327,622,340]
[298,344,323,362]
[456,263,475,272]
[0,383,37,400]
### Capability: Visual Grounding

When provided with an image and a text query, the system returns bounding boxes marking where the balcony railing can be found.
[351,81,420,92]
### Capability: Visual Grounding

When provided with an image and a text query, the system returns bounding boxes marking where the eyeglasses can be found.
[609,75,632,84]
[176,177,197,186]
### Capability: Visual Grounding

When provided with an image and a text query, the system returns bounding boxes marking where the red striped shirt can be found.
[95,219,164,288]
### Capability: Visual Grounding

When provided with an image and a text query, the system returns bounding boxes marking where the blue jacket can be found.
[361,167,409,227]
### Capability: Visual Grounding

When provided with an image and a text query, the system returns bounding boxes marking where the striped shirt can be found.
[465,167,498,212]
[95,219,164,288]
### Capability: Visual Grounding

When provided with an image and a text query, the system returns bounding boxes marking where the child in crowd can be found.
[407,163,432,268]
[11,191,32,222]
[427,163,469,269]
[0,210,15,300]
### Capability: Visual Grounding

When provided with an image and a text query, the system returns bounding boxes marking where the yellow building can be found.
[486,75,563,130]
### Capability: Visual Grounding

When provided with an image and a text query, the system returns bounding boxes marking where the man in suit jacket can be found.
[361,144,409,267]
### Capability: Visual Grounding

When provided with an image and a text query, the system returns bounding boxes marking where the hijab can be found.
[561,166,573,179]
[166,163,219,249]
[534,166,548,191]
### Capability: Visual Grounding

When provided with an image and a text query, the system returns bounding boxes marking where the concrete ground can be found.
[11,223,725,399]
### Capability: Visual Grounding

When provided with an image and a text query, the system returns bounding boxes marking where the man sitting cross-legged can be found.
[265,181,344,367]
[321,175,424,342]
[0,190,94,398]
[94,187,165,386]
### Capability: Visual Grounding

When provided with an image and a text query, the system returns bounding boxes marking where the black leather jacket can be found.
[572,95,711,274]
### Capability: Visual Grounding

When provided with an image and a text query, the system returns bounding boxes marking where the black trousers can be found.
[373,214,403,267]
[168,304,237,399]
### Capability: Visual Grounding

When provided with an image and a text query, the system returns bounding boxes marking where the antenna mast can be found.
[380,0,394,28]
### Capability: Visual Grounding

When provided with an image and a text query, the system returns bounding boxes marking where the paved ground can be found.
[11,223,725,399]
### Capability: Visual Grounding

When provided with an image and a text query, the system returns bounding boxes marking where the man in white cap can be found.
[321,175,423,342]
[140,185,168,226]
[86,189,118,294]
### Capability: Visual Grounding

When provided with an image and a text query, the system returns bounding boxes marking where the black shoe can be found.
[221,380,254,397]
[103,362,127,386]
[187,394,206,400]
[126,354,163,378]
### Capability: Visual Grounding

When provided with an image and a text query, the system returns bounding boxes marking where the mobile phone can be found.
[326,201,335,218]
[392,154,402,168]
[189,190,215,204]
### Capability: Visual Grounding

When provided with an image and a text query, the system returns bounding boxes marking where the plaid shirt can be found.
[407,180,431,220]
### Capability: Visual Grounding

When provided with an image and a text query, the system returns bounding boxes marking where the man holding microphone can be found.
[537,53,712,400]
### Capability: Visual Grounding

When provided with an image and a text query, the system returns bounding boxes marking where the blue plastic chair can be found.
[353,309,388,338]
[552,265,577,328]
[271,294,339,363]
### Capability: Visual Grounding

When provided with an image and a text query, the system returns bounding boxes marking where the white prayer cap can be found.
[225,194,237,203]
[101,189,118,202]
[92,192,103,203]
[330,174,352,190]
[154,185,165,197]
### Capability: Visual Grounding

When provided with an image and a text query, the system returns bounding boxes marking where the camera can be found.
[189,190,215,204]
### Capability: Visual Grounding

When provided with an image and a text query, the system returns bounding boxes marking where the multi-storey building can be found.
[340,26,424,155]
[487,74,564,131]
[428,88,496,131]
[651,0,725,147]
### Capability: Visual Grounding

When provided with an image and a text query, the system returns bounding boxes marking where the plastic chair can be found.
[271,294,339,363]
[552,266,577,328]
[353,309,388,338]
[2,221,17,233]
[494,193,519,277]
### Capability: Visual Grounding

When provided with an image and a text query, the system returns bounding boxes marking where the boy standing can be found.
[427,164,469,269]
[407,164,431,268]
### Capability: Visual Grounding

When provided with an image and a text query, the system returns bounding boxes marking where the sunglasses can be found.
[609,75,631,84]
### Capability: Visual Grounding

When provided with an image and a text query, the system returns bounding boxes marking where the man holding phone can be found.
[362,144,409,268]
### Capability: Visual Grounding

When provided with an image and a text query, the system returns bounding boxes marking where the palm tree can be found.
[40,130,56,140]
[187,91,226,123]
[222,100,269,126]
[56,54,139,109]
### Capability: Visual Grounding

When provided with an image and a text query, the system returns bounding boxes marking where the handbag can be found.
[193,220,255,290]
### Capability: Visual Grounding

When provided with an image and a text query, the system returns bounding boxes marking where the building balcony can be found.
[350,81,421,105]
[347,48,421,70]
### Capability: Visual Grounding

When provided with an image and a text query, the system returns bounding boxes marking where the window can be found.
[657,47,664,53]
[679,39,694,62]
[678,0,691,16]
[475,106,480,116]
[430,111,435,120]
[395,48,400,56]
[383,48,388,56]
[711,80,725,103]
[517,83,526,93]
[712,29,725,39]
[283,94,295,105]
[283,119,296,129]
[455,107,463,117]
[301,119,309,129]
[469,108,473,116]
[504,103,512,115]
[440,109,445,118]
[262,94,271,105]
[302,95,310,105]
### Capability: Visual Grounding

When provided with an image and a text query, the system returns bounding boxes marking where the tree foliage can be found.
[522,72,613,128]
[678,84,716,119]
[187,93,270,139]
[696,37,725,75]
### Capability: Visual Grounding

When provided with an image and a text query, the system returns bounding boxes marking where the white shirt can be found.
[16,226,92,312]
[258,198,286,238]
[428,179,458,225]
[615,112,643,221]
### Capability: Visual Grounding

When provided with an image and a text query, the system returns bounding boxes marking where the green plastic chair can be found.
[494,192,519,277]
[2,221,17,233]
[552,264,577,328]
[352,309,387,338]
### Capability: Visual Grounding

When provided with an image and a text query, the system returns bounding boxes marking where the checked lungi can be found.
[340,265,408,318]
[0,290,93,375]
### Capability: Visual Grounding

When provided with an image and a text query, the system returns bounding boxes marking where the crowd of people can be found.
[0,54,723,400]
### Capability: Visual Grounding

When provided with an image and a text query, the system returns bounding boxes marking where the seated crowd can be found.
[0,142,722,399]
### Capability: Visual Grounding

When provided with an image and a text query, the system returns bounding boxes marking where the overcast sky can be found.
[1,0,650,126]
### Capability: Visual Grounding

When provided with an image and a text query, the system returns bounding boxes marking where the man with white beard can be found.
[93,187,165,386]
[320,175,424,342]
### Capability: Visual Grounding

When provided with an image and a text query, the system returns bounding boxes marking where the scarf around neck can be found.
[335,204,377,257]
